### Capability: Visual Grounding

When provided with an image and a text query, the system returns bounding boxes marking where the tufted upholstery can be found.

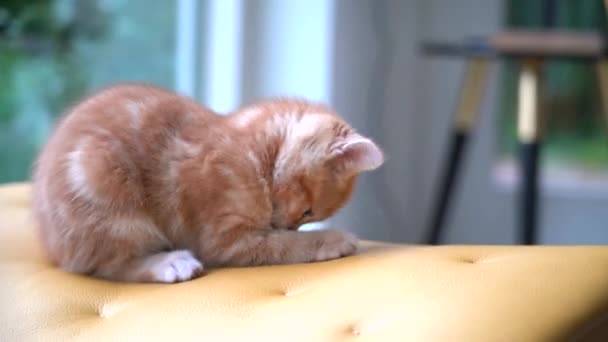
[2,183,608,341]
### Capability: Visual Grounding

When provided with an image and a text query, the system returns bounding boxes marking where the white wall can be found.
[329,0,422,242]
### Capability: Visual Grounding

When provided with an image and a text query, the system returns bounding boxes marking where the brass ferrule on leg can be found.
[517,59,544,143]
[454,58,490,133]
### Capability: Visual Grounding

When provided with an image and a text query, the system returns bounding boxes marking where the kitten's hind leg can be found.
[99,250,205,283]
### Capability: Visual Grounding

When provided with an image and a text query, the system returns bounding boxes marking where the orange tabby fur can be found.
[32,84,384,283]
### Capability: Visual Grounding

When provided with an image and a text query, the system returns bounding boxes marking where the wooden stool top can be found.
[422,30,607,60]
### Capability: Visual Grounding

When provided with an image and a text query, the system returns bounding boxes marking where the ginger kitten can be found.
[32,84,384,283]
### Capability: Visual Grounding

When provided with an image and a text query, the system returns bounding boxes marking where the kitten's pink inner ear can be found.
[334,135,384,173]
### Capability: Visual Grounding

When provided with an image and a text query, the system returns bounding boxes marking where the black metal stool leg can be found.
[426,58,490,244]
[517,59,544,245]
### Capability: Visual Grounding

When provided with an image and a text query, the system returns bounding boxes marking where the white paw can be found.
[144,250,204,283]
[314,230,358,262]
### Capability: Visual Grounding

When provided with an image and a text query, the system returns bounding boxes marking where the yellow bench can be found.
[1,183,607,341]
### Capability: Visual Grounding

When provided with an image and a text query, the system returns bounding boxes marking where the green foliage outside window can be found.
[0,0,176,183]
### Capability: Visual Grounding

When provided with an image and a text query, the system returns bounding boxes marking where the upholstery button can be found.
[97,303,126,318]
[350,326,362,336]
[459,256,478,264]
[282,288,306,297]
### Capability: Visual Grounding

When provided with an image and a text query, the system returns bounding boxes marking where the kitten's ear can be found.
[330,134,384,175]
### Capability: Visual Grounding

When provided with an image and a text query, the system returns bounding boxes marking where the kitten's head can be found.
[266,107,384,231]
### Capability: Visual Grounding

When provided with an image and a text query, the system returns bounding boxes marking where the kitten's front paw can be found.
[143,250,204,283]
[314,230,358,262]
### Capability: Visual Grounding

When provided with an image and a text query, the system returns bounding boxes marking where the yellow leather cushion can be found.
[1,183,608,341]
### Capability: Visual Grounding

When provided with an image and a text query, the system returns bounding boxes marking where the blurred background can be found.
[1,0,607,244]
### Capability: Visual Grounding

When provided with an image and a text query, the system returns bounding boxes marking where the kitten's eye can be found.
[302,208,314,219]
